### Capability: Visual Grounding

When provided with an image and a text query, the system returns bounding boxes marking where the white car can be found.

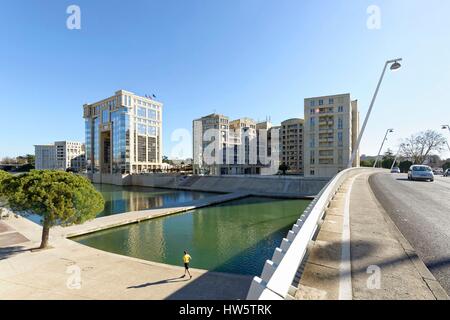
[408,165,434,182]
[390,167,401,174]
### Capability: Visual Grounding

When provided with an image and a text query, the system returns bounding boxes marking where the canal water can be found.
[73,196,310,276]
[24,184,218,224]
[94,184,218,217]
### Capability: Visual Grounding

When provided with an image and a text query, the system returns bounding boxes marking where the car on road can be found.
[408,165,434,182]
[390,167,401,174]
[433,168,444,175]
[444,169,450,177]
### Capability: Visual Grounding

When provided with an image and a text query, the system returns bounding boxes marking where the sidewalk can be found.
[296,172,448,300]
[0,216,252,300]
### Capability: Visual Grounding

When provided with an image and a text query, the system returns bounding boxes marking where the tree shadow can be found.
[0,245,30,260]
[127,276,189,289]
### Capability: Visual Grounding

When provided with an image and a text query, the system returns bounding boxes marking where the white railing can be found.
[246,167,368,300]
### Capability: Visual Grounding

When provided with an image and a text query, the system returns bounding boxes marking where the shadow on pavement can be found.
[0,245,29,260]
[127,276,190,288]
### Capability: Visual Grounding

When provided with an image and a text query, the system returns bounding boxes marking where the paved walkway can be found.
[296,171,448,300]
[0,211,252,300]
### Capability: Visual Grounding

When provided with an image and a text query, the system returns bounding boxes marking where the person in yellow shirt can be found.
[182,250,192,279]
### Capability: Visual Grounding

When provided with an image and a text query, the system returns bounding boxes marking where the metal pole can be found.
[391,144,403,170]
[373,129,391,168]
[347,58,402,169]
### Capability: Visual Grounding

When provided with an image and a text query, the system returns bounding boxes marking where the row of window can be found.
[309,105,345,114]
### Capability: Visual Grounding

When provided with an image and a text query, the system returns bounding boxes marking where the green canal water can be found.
[73,196,310,276]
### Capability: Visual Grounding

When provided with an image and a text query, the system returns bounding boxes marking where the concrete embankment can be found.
[91,173,329,198]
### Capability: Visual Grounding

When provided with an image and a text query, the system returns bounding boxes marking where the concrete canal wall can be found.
[91,173,330,198]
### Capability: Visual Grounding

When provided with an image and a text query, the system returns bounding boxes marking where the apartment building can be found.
[304,93,359,178]
[280,118,304,174]
[35,141,85,171]
[83,90,163,174]
[193,114,275,175]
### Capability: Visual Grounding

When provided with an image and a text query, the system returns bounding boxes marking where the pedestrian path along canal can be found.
[73,188,310,276]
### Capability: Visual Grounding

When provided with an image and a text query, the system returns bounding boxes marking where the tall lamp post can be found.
[391,143,409,171]
[373,128,394,168]
[347,58,402,168]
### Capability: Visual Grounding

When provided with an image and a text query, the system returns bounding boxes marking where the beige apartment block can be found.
[280,118,304,174]
[35,141,85,171]
[193,114,274,175]
[83,90,163,174]
[304,93,360,178]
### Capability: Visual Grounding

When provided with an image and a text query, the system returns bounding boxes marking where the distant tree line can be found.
[361,130,450,173]
[0,154,35,172]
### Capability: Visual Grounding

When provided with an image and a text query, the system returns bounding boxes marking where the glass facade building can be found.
[83,90,163,175]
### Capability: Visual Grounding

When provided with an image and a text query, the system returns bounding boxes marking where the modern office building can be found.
[280,118,304,174]
[304,93,359,178]
[35,141,85,171]
[83,90,163,174]
[193,114,275,175]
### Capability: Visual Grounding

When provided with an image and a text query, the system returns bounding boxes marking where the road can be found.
[369,173,450,295]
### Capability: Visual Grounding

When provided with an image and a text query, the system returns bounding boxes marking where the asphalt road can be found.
[369,173,450,295]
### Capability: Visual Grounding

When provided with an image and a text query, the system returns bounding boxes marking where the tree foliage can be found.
[360,159,375,167]
[400,130,447,164]
[1,170,104,248]
[381,149,395,169]
[278,163,289,175]
[399,160,413,173]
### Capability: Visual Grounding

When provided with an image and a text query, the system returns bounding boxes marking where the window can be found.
[310,117,316,128]
[148,126,157,136]
[338,106,344,112]
[310,108,315,114]
[338,149,343,164]
[102,110,109,124]
[319,99,324,106]
[309,134,315,148]
[148,109,157,120]
[310,150,315,164]
[338,117,343,129]
[137,107,146,118]
[329,98,334,104]
[310,170,315,176]
[138,124,146,135]
[310,100,315,107]
[338,132,343,146]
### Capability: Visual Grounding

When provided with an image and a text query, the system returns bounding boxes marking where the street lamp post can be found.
[373,128,394,168]
[391,143,409,171]
[347,58,402,168]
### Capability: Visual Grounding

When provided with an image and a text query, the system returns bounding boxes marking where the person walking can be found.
[182,250,192,279]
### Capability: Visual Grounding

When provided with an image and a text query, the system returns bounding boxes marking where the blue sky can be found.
[1,0,450,159]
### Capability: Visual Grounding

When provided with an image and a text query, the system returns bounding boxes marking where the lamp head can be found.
[390,61,402,70]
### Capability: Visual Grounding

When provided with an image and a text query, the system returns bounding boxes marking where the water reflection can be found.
[94,184,217,217]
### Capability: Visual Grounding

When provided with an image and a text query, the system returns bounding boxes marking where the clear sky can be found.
[1,0,450,159]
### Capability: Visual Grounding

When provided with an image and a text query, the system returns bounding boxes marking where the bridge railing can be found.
[246,167,368,300]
